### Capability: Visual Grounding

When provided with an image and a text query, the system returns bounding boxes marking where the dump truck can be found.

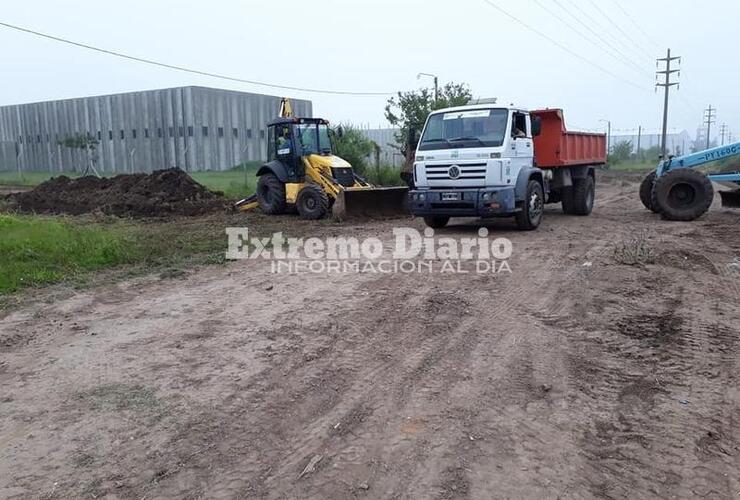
[236,99,408,220]
[407,104,607,230]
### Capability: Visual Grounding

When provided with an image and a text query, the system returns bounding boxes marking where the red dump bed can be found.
[531,109,606,168]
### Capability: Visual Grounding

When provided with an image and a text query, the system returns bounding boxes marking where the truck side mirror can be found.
[334,126,344,139]
[531,116,542,137]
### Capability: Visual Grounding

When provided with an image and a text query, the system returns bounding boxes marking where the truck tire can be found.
[571,175,595,215]
[639,171,659,213]
[296,183,329,220]
[423,215,450,229]
[651,168,714,221]
[515,180,544,230]
[561,186,575,214]
[256,173,287,214]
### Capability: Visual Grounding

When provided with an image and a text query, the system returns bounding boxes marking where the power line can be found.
[550,0,651,74]
[585,0,655,61]
[610,0,662,50]
[480,0,646,90]
[560,0,653,65]
[0,21,394,96]
[532,0,648,77]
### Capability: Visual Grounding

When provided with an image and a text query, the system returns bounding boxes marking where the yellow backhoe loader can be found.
[235,99,408,220]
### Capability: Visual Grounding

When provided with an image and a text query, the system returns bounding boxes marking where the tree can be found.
[58,133,100,175]
[384,82,473,163]
[332,124,375,174]
[610,140,633,164]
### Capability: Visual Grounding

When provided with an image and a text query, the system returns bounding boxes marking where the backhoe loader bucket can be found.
[719,189,740,208]
[332,187,409,220]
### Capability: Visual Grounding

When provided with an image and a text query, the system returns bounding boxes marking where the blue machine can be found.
[640,142,740,220]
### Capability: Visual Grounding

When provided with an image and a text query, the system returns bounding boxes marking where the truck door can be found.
[508,112,534,184]
[512,112,533,159]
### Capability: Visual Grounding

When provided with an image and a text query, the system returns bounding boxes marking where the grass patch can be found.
[0,170,81,187]
[613,233,656,266]
[190,161,262,198]
[609,160,657,172]
[362,164,406,186]
[0,214,133,293]
[0,212,237,295]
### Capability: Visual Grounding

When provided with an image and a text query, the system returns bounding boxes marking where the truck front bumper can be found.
[408,187,517,217]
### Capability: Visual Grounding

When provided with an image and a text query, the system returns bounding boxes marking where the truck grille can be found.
[425,163,487,180]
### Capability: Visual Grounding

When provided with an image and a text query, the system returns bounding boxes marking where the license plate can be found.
[441,192,460,201]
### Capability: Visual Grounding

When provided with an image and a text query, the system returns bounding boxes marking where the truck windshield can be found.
[296,123,332,155]
[419,108,509,150]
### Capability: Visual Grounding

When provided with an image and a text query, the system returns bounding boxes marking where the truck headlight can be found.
[482,192,491,201]
[418,193,426,201]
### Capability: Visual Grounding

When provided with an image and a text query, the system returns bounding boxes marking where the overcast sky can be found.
[1,0,737,142]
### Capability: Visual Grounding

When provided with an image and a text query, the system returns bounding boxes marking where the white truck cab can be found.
[409,104,546,230]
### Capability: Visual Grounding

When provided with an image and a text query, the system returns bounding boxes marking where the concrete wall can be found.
[0,142,18,171]
[0,86,312,173]
[358,128,403,167]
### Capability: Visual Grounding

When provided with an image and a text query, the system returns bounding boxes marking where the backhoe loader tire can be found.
[296,184,329,220]
[423,216,450,229]
[571,176,595,215]
[639,171,659,213]
[651,168,714,221]
[256,174,286,215]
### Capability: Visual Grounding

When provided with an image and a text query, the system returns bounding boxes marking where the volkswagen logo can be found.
[448,165,461,179]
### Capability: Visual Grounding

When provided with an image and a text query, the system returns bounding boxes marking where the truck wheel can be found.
[561,186,576,214]
[651,168,714,221]
[639,171,659,213]
[296,183,329,220]
[423,215,450,229]
[572,176,595,215]
[257,174,286,214]
[515,180,544,230]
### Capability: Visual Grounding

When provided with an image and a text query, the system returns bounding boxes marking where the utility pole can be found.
[703,105,716,149]
[656,48,680,159]
[719,123,728,145]
[637,125,642,159]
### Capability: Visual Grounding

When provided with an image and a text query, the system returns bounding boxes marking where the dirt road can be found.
[2,173,739,499]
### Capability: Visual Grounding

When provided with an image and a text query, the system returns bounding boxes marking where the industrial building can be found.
[0,86,312,173]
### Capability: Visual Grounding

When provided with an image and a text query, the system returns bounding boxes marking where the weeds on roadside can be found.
[613,233,656,266]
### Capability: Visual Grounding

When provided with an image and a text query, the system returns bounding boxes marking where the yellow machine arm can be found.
[279,98,293,118]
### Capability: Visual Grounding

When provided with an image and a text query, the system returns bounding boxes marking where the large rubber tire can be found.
[515,180,544,230]
[296,183,329,220]
[256,174,286,215]
[651,168,714,221]
[423,215,450,229]
[572,175,595,215]
[639,171,659,213]
[561,186,576,214]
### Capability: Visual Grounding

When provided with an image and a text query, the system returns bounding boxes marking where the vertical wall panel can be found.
[0,87,312,173]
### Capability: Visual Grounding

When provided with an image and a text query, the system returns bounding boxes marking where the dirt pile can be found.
[6,169,228,217]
